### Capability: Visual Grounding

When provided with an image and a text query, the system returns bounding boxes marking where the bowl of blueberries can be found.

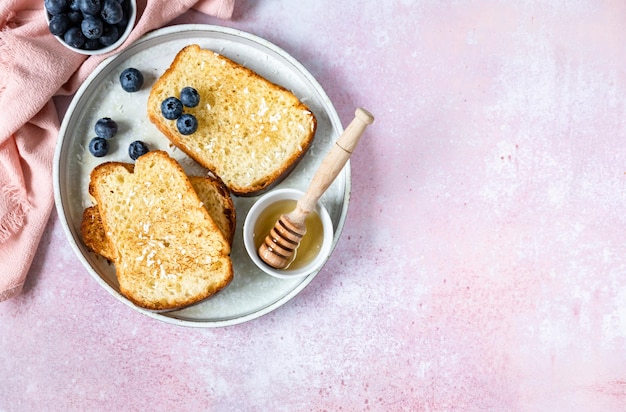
[44,0,137,55]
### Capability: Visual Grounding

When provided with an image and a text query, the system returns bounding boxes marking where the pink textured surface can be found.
[2,1,626,410]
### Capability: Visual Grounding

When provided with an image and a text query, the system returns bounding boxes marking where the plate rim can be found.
[52,24,349,328]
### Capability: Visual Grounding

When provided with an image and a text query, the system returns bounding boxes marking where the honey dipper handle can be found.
[297,108,374,215]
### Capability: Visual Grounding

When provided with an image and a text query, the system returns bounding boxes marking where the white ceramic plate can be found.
[53,25,348,327]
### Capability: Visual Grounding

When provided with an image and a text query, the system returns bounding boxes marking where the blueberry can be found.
[48,14,70,37]
[64,27,86,48]
[79,0,101,15]
[100,0,123,24]
[94,117,118,139]
[119,68,143,92]
[89,137,108,157]
[116,16,129,33]
[84,39,101,50]
[69,0,81,11]
[99,24,119,46]
[67,10,82,25]
[176,114,198,135]
[81,16,103,39]
[45,0,68,15]
[180,87,200,108]
[161,97,183,120]
[128,140,149,160]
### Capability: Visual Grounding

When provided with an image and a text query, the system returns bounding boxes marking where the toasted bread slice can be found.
[81,205,112,259]
[81,175,236,261]
[147,44,317,195]
[191,175,236,245]
[88,151,233,311]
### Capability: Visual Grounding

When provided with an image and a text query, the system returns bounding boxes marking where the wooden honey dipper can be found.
[258,108,374,269]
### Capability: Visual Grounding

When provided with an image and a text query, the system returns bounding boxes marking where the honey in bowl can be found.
[253,199,324,270]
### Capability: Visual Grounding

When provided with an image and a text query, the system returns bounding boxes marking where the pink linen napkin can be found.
[0,0,235,302]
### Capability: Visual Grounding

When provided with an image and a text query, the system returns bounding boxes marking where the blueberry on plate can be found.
[64,26,86,48]
[128,140,149,160]
[45,0,68,15]
[81,16,103,40]
[177,114,198,135]
[89,137,108,157]
[119,68,143,92]
[161,97,183,120]
[101,0,123,24]
[94,117,118,139]
[48,14,70,37]
[180,87,200,108]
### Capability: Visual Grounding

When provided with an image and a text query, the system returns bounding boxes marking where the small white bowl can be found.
[44,0,137,56]
[243,188,334,279]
